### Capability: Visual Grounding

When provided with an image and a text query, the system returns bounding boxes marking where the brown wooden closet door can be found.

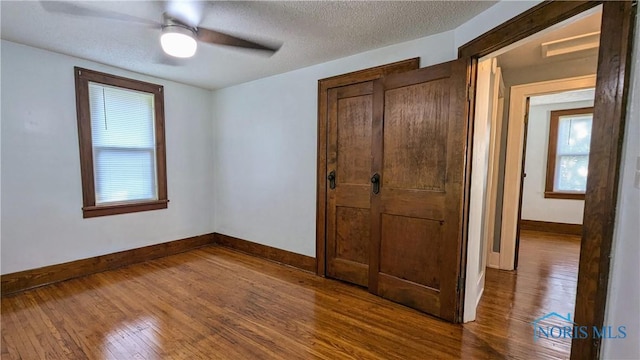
[326,82,374,287]
[369,58,469,321]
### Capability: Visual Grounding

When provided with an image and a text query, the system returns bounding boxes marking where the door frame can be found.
[459,1,636,359]
[462,57,494,322]
[315,58,420,276]
[500,75,596,270]
[485,64,505,270]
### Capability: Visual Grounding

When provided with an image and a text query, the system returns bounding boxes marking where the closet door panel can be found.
[326,82,374,287]
[370,58,469,321]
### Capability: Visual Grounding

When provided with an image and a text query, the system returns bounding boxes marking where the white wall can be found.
[211,31,455,256]
[0,40,215,274]
[522,100,593,224]
[454,1,543,51]
[602,14,640,360]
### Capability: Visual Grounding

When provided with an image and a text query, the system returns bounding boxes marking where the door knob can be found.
[371,173,380,194]
[328,171,336,189]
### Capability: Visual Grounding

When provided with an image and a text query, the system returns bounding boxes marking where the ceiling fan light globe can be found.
[160,26,197,58]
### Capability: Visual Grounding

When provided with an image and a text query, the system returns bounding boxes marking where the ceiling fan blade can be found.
[196,27,281,54]
[40,1,159,27]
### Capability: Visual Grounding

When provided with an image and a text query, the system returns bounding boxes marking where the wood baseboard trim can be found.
[520,220,582,236]
[213,233,316,273]
[1,233,215,296]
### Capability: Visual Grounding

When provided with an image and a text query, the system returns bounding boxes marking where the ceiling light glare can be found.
[160,26,197,58]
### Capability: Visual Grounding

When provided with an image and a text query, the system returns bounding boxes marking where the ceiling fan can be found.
[39,1,281,59]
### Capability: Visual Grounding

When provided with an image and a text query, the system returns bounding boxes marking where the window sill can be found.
[83,199,169,218]
[544,191,585,200]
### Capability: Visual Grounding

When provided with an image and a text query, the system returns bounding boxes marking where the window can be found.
[545,107,593,200]
[75,67,168,218]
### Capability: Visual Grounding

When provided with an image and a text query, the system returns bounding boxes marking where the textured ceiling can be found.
[0,1,496,90]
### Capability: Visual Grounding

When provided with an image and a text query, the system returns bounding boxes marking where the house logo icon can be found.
[531,312,576,342]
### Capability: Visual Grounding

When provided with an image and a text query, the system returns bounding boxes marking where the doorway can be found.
[460,2,634,359]
[518,89,594,264]
[464,4,599,319]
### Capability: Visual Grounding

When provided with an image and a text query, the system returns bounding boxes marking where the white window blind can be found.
[88,82,157,204]
[554,113,592,192]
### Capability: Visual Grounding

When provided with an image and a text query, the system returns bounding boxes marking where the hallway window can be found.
[544,107,593,200]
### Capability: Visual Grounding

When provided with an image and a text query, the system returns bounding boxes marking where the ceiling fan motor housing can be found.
[160,15,198,58]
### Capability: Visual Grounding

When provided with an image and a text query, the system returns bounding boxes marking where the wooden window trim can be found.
[544,191,586,200]
[544,107,593,200]
[74,67,168,218]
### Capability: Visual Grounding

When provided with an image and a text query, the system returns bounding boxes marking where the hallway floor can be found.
[466,229,581,358]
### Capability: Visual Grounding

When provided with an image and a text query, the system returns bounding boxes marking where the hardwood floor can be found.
[1,230,579,359]
[466,230,581,359]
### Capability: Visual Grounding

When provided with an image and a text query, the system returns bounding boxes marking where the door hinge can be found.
[467,86,475,102]
[457,276,465,293]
